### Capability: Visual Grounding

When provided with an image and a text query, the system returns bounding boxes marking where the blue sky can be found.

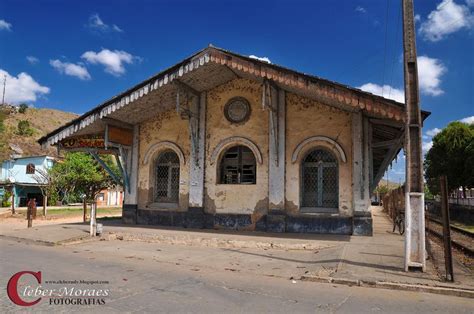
[1,0,473,183]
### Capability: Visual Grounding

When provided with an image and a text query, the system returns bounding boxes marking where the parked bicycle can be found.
[393,210,405,235]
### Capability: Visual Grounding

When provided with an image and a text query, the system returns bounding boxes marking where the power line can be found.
[388,2,402,99]
[381,0,391,97]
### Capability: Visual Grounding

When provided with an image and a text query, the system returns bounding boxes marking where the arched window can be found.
[155,151,180,203]
[219,145,256,184]
[301,149,338,210]
[26,163,35,174]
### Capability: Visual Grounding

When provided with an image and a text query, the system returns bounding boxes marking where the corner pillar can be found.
[265,84,286,232]
[188,92,206,209]
[352,112,372,235]
[123,124,139,224]
[268,86,286,212]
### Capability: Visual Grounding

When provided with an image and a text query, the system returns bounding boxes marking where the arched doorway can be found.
[301,148,338,210]
[155,151,180,203]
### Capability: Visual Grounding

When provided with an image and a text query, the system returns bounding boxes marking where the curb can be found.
[0,211,12,218]
[0,234,100,247]
[300,275,474,299]
[106,232,333,251]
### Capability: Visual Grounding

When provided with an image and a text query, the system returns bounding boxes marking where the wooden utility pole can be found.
[83,198,87,222]
[402,0,426,271]
[11,189,15,214]
[440,176,454,281]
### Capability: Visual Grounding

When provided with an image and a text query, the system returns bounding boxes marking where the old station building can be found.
[39,46,428,235]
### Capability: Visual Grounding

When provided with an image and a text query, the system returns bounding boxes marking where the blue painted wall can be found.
[1,156,54,184]
[1,156,55,207]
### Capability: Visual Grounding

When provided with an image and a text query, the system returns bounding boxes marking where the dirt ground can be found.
[0,211,121,233]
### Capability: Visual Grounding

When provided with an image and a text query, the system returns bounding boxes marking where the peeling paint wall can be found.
[205,79,269,214]
[136,80,354,218]
[137,110,190,210]
[285,93,353,216]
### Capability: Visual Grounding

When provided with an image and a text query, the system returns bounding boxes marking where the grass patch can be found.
[451,222,474,233]
[46,207,122,216]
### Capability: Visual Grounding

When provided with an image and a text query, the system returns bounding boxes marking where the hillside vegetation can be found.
[0,105,78,161]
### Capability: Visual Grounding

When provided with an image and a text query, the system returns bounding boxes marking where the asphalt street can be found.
[0,238,472,313]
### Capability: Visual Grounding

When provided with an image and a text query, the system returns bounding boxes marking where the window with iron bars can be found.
[219,145,256,184]
[26,163,35,174]
[155,151,180,203]
[301,149,338,210]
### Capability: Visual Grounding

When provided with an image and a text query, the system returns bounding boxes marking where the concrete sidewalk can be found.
[1,207,473,297]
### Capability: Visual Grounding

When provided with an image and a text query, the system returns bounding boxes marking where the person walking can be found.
[31,198,37,219]
[27,198,34,228]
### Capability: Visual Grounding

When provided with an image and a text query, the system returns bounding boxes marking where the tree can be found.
[424,121,474,197]
[2,190,11,207]
[0,110,6,158]
[50,152,121,204]
[31,167,58,216]
[17,120,34,136]
[18,103,28,114]
[0,110,5,133]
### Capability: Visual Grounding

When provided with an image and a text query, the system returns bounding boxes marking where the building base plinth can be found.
[127,209,368,235]
[266,214,286,232]
[122,204,137,224]
[352,212,373,236]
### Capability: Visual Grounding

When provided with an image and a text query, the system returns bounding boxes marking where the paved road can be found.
[0,238,472,313]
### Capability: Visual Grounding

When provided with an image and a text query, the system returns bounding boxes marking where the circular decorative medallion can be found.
[224,97,251,124]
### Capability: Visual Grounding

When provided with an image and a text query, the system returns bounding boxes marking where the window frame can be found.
[26,163,35,175]
[218,145,257,185]
[153,151,180,204]
[300,148,339,213]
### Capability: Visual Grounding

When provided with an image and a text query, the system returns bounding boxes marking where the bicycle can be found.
[392,210,405,235]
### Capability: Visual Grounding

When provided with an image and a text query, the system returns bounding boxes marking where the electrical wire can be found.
[389,2,402,99]
[381,0,391,97]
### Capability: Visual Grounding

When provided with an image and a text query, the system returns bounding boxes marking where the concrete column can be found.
[352,112,372,235]
[123,124,139,224]
[266,87,286,233]
[188,92,206,209]
[268,88,285,212]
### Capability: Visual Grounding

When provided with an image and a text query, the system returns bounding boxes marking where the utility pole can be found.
[2,75,6,106]
[402,0,425,271]
[439,176,454,281]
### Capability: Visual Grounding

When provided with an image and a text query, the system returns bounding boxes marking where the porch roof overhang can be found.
[38,45,429,148]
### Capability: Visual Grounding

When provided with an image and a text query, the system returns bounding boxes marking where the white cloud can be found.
[415,14,421,23]
[358,83,405,103]
[87,13,123,33]
[81,49,137,76]
[419,0,474,42]
[422,141,434,152]
[460,115,474,124]
[359,55,445,102]
[426,127,442,137]
[249,55,271,64]
[0,69,50,104]
[417,56,446,96]
[0,19,12,31]
[50,59,91,80]
[355,6,367,13]
[26,56,39,65]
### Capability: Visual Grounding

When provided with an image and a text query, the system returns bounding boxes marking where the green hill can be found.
[0,105,78,161]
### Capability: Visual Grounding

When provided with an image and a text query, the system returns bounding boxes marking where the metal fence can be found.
[382,186,405,222]
[448,198,474,207]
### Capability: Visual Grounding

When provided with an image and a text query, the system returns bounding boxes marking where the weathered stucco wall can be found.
[137,110,190,210]
[205,79,269,215]
[136,80,354,218]
[285,93,353,216]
